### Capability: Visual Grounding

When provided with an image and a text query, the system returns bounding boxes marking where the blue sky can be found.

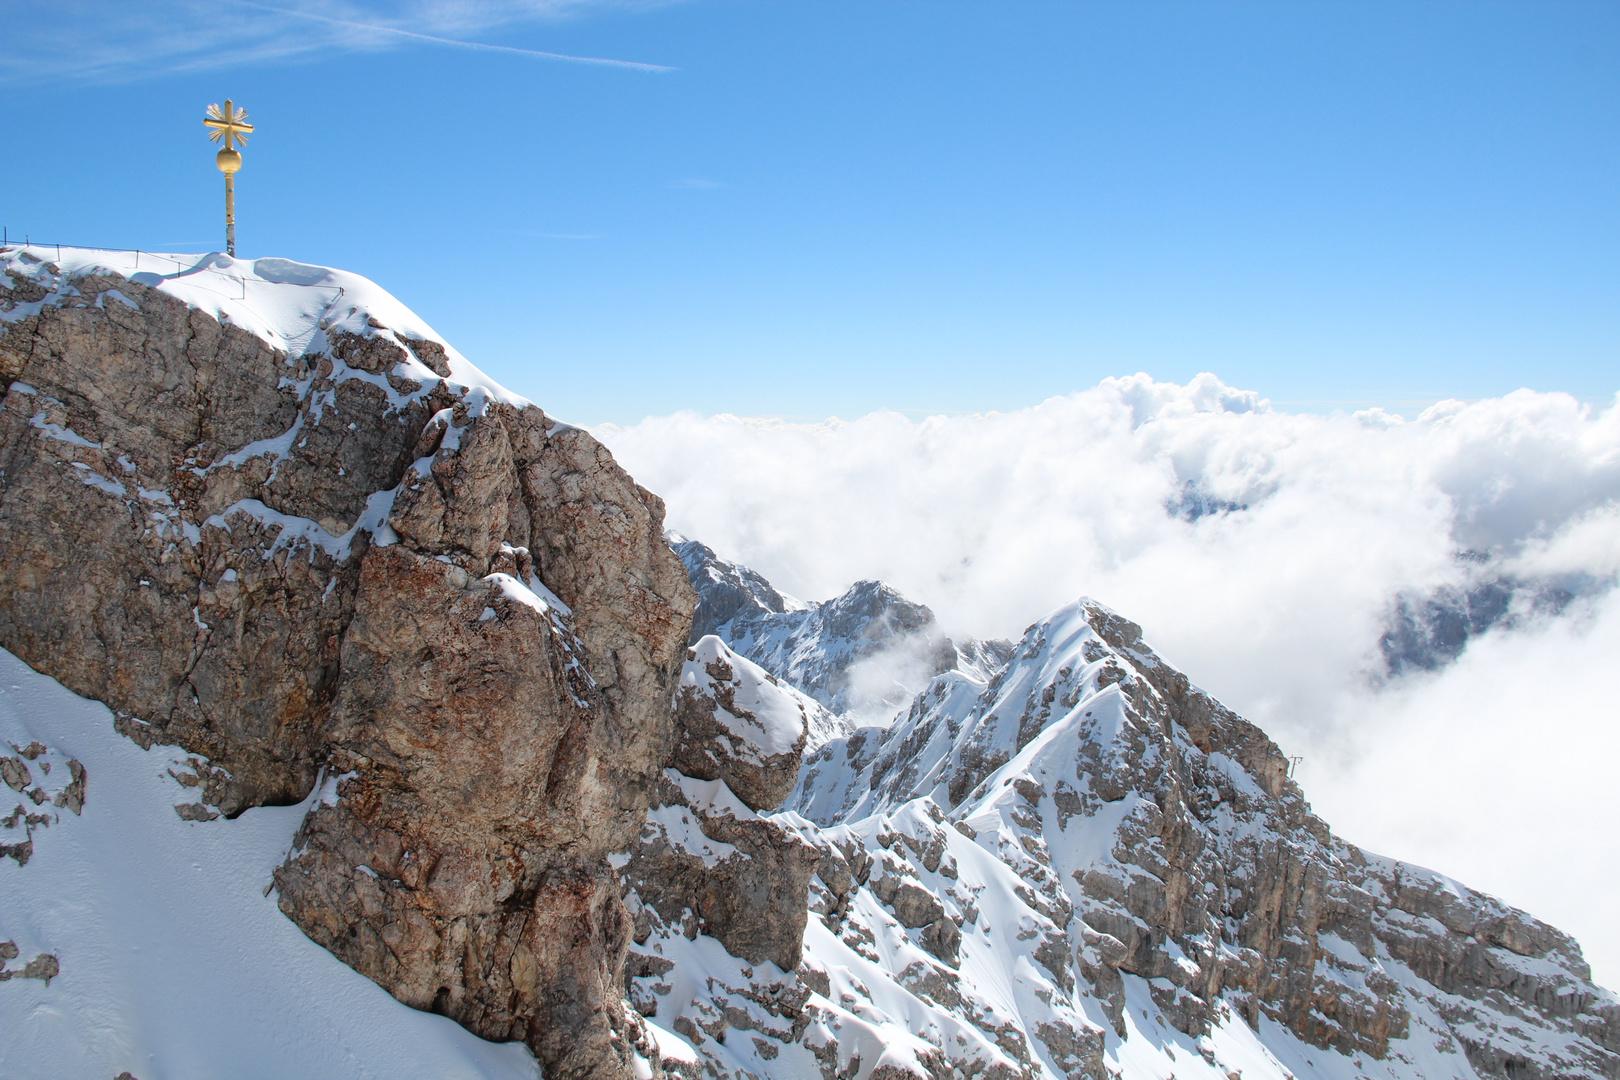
[4,0,1619,424]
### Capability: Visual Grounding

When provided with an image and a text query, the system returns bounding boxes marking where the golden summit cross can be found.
[203,99,254,257]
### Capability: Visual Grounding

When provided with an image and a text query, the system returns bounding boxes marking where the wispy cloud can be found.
[229,0,675,71]
[0,0,677,85]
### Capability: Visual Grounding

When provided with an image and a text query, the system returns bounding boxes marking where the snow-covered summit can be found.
[0,245,530,412]
[651,553,1620,1078]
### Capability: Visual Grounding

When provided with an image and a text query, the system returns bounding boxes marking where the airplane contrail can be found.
[226,0,677,72]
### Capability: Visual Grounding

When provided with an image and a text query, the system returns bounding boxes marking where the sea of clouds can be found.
[598,374,1620,987]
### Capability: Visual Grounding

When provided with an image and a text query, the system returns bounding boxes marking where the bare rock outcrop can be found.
[622,635,819,971]
[0,249,695,1079]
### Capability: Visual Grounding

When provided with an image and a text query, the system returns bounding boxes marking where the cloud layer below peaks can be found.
[599,374,1620,988]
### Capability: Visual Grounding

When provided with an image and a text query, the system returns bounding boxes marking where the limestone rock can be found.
[0,250,696,1080]
[621,770,819,973]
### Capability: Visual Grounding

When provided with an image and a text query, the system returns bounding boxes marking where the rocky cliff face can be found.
[0,247,695,1079]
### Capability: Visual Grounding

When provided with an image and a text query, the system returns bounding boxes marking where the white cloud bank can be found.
[597,374,1620,987]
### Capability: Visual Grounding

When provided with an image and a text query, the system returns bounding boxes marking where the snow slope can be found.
[0,245,526,410]
[0,645,542,1080]
[683,635,844,756]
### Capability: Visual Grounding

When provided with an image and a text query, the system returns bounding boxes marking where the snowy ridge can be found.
[1,244,527,408]
[637,585,1618,1079]
[720,579,949,719]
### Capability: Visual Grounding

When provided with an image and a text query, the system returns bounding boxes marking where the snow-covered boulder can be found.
[671,636,817,812]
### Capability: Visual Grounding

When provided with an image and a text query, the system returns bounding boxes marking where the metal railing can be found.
[1,232,346,308]
[3,231,227,274]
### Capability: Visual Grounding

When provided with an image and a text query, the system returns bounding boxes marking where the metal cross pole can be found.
[203,100,254,257]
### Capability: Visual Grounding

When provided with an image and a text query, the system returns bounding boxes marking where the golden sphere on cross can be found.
[216,147,243,174]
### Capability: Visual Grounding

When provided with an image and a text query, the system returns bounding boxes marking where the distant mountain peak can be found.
[672,534,804,640]
[669,537,1012,722]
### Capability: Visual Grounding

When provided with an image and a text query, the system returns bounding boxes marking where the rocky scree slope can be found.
[0,246,695,1079]
[639,549,1619,1079]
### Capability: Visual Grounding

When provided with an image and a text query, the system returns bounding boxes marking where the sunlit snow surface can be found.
[684,635,844,756]
[0,246,530,410]
[0,647,543,1080]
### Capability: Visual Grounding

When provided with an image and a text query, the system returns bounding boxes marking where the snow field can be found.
[0,646,542,1080]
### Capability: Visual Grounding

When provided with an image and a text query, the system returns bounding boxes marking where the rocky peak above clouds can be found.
[675,536,1012,719]
[2,245,1614,1080]
[659,545,1620,1080]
